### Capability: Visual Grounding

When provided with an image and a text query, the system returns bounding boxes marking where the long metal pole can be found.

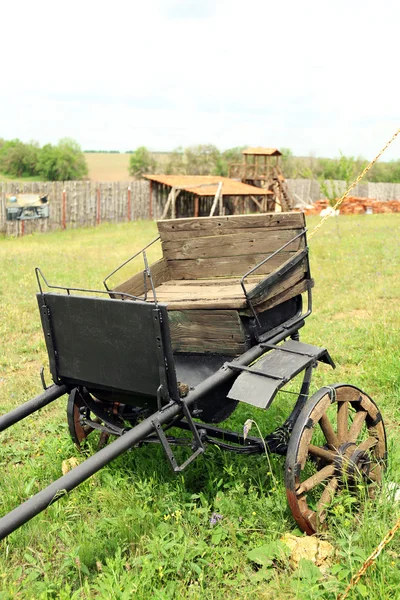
[0,384,68,433]
[0,401,180,541]
[0,322,303,540]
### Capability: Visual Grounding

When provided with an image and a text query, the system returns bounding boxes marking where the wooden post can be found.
[62,189,66,230]
[149,180,153,220]
[20,219,25,237]
[171,187,177,219]
[127,186,131,221]
[96,187,101,225]
[194,196,199,218]
[209,182,223,217]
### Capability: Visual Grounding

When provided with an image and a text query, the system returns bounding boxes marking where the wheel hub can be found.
[334,442,371,482]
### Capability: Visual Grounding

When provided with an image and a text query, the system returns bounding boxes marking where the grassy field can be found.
[0,215,399,599]
[0,173,43,182]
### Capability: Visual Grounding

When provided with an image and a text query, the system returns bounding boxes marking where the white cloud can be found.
[0,0,398,159]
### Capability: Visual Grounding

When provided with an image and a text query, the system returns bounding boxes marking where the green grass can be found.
[0,216,399,599]
[0,173,43,182]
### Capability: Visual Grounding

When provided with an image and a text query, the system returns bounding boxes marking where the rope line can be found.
[337,515,400,600]
[304,126,400,598]
[308,127,400,240]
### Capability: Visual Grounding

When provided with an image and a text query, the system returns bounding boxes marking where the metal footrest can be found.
[151,402,205,473]
[227,340,334,409]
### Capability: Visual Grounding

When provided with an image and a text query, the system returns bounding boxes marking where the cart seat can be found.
[143,276,265,310]
[110,213,311,355]
[112,213,309,314]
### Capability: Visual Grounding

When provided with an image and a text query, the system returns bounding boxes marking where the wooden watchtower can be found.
[229,147,293,212]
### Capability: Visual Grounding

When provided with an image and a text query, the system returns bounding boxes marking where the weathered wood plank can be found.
[158,212,304,232]
[242,278,311,315]
[248,253,307,301]
[168,251,298,280]
[153,276,263,287]
[160,264,307,310]
[158,212,305,241]
[112,258,170,297]
[168,309,246,355]
[158,226,304,241]
[162,229,304,260]
[172,337,247,354]
[252,264,307,308]
[150,283,248,299]
[166,298,246,310]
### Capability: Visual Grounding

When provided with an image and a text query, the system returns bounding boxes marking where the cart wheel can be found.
[285,384,387,535]
[67,388,96,447]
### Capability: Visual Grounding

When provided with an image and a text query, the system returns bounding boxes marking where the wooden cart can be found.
[0,213,387,539]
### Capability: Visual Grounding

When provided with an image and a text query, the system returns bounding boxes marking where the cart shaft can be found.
[0,321,304,540]
[0,384,68,433]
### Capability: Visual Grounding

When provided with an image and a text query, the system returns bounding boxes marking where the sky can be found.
[0,0,399,160]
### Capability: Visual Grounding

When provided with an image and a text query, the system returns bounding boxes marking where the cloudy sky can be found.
[1,0,398,159]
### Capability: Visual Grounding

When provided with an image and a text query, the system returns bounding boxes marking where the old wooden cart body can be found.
[0,213,387,539]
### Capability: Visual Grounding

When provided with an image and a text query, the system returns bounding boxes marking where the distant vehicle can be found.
[6,193,49,221]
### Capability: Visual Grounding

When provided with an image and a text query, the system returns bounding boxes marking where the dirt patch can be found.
[85,153,131,181]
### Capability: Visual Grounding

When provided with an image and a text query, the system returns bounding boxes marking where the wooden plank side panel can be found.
[250,260,307,307]
[243,278,311,315]
[162,229,304,260]
[168,309,247,355]
[112,258,170,297]
[249,253,308,303]
[158,212,305,242]
[168,251,298,280]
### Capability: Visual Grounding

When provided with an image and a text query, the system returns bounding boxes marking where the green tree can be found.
[128,147,156,178]
[279,147,295,178]
[165,147,184,174]
[183,144,221,175]
[0,139,39,177]
[218,146,247,176]
[36,138,88,181]
[367,159,400,183]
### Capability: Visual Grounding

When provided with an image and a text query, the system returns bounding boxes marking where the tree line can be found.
[1,138,399,183]
[0,138,88,180]
[128,145,400,183]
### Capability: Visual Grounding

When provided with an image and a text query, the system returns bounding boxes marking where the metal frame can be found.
[35,267,141,302]
[240,228,312,329]
[102,236,161,302]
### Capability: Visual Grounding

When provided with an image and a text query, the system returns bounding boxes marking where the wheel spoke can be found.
[368,464,383,482]
[348,411,367,443]
[296,464,336,496]
[319,414,339,449]
[317,477,339,520]
[308,444,336,462]
[337,401,348,443]
[357,436,378,452]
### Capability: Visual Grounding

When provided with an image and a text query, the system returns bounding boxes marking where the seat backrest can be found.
[38,293,178,401]
[157,213,306,280]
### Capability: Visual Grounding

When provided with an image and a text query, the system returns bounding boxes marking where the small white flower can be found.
[243,419,253,441]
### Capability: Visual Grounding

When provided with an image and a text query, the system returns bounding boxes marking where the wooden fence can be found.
[1,178,400,237]
[0,181,150,237]
[286,179,400,204]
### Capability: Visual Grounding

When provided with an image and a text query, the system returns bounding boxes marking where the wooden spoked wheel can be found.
[285,384,387,535]
[67,388,95,447]
[67,388,110,449]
